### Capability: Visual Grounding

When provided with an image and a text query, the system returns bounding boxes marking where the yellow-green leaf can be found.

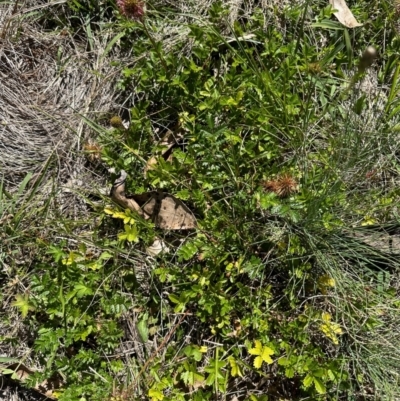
[74,283,93,298]
[248,340,263,356]
[261,346,274,364]
[318,275,335,294]
[361,216,376,226]
[324,322,342,335]
[278,357,289,366]
[253,355,263,369]
[327,369,336,381]
[99,251,112,260]
[113,211,127,219]
[12,294,35,318]
[321,312,332,322]
[249,340,274,367]
[228,356,243,377]
[148,388,164,401]
[303,374,313,388]
[320,321,343,345]
[320,312,343,345]
[118,224,139,243]
[104,208,135,224]
[313,377,326,394]
[87,261,101,270]
[62,251,77,266]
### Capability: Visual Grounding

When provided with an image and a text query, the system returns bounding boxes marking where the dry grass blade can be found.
[0,1,120,190]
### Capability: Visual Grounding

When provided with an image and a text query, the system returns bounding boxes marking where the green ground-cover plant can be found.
[3,0,400,400]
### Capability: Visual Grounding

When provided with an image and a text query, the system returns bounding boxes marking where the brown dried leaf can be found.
[133,191,197,230]
[5,363,34,382]
[111,171,196,230]
[4,363,63,400]
[330,0,363,28]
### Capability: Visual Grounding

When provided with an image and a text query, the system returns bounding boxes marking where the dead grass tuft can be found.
[0,1,119,190]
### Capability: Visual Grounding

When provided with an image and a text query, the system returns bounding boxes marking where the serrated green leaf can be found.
[47,245,65,263]
[190,60,202,72]
[261,346,274,364]
[249,340,263,356]
[191,347,203,362]
[278,357,289,366]
[177,241,198,261]
[205,373,215,386]
[303,374,314,388]
[228,356,243,377]
[193,372,205,385]
[253,356,263,369]
[175,189,190,200]
[180,370,192,386]
[199,102,209,110]
[118,224,139,242]
[12,294,34,318]
[74,283,93,298]
[327,369,336,381]
[313,377,326,394]
[87,261,102,270]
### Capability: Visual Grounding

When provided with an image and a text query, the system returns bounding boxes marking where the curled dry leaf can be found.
[330,0,363,28]
[110,170,196,230]
[146,237,170,256]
